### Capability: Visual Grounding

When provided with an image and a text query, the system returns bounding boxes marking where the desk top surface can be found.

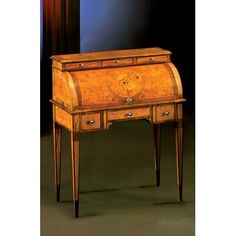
[51,47,171,63]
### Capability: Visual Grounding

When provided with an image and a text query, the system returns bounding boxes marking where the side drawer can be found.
[137,55,169,64]
[64,61,99,70]
[154,104,175,122]
[80,112,101,130]
[107,107,150,121]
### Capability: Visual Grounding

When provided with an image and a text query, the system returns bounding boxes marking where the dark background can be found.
[41,0,195,134]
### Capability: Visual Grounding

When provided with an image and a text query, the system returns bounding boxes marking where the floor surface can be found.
[41,111,195,236]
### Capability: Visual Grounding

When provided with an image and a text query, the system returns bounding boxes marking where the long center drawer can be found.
[107,107,150,121]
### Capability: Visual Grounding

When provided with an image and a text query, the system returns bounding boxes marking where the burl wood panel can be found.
[65,63,181,109]
[52,68,78,110]
[107,107,150,121]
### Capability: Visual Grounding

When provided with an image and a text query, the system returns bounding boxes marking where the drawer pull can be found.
[150,57,154,62]
[79,63,84,68]
[127,112,133,117]
[114,60,120,64]
[126,97,133,103]
[87,120,95,125]
[162,111,170,116]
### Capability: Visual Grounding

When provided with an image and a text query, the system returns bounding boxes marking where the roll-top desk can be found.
[50,47,185,218]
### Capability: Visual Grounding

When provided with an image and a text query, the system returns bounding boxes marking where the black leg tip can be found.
[178,185,183,202]
[75,200,79,218]
[156,170,160,187]
[56,185,60,202]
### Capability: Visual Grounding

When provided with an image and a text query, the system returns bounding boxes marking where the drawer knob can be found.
[114,60,119,64]
[163,111,170,116]
[150,57,154,62]
[127,112,133,117]
[79,63,84,68]
[126,97,133,103]
[87,120,95,125]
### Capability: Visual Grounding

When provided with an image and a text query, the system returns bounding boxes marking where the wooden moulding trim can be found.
[77,96,180,110]
[69,71,82,107]
[152,119,176,124]
[50,48,171,63]
[50,98,186,114]
[55,120,72,131]
[167,63,183,97]
[164,63,178,96]
[107,116,151,123]
[73,115,80,132]
[63,71,79,108]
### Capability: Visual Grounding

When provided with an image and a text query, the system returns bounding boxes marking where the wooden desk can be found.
[50,47,185,218]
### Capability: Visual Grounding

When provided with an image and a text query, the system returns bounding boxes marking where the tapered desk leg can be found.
[53,121,62,202]
[175,104,183,202]
[70,132,80,218]
[153,124,161,186]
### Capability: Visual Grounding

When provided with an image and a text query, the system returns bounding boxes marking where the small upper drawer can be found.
[102,58,133,67]
[64,61,99,70]
[80,113,101,130]
[107,107,150,121]
[154,104,175,122]
[137,55,169,64]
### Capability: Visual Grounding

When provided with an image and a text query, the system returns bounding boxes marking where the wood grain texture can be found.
[50,98,186,114]
[53,106,62,202]
[51,47,171,63]
[65,61,99,70]
[51,48,183,112]
[166,63,183,97]
[175,103,183,202]
[137,55,169,64]
[153,124,161,186]
[54,105,73,130]
[52,69,79,109]
[70,132,80,218]
[67,64,179,109]
[102,58,133,67]
[53,123,62,201]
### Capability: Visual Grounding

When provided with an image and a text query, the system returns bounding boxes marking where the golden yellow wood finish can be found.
[103,58,133,67]
[52,63,182,111]
[137,55,168,64]
[54,106,73,130]
[51,47,171,65]
[51,47,185,218]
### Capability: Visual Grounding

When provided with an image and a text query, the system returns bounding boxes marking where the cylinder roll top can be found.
[51,48,183,111]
